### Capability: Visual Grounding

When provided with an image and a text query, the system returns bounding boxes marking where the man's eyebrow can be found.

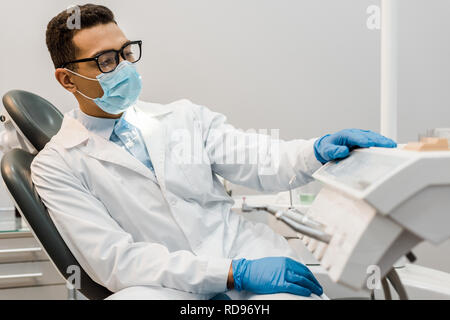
[88,40,132,58]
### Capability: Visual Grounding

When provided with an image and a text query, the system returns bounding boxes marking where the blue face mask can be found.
[65,61,142,115]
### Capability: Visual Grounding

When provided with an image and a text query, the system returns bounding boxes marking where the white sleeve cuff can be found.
[201,257,232,293]
[300,138,323,175]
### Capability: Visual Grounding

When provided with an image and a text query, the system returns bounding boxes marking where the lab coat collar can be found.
[52,100,173,184]
[134,100,174,118]
[52,112,90,149]
[54,100,173,149]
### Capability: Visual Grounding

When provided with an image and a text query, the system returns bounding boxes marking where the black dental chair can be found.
[1,90,112,300]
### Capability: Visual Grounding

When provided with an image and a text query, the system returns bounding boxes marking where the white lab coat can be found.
[30,99,323,298]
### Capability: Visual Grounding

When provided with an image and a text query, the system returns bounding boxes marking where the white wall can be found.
[1,0,384,138]
[2,1,448,141]
[2,0,449,138]
[1,1,449,273]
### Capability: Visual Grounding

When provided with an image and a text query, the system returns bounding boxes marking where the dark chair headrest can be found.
[2,90,63,152]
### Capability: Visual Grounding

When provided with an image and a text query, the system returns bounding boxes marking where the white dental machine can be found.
[306,140,450,292]
[240,137,450,299]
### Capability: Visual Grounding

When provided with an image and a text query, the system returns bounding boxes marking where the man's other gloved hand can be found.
[231,257,323,297]
[314,129,397,164]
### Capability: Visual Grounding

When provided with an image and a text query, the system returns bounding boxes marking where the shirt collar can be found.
[73,108,121,140]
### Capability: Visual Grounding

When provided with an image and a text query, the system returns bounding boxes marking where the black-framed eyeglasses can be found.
[60,40,142,73]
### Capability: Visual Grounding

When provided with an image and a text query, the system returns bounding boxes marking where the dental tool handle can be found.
[279,216,331,244]
[283,209,323,229]
[265,206,280,215]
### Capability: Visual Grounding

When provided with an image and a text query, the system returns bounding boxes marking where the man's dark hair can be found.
[46,4,117,70]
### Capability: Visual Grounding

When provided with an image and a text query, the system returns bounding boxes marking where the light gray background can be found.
[0,1,449,273]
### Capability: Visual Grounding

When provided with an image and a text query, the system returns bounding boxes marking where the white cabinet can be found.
[0,231,68,299]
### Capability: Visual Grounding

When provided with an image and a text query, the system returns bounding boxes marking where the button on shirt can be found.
[74,108,156,176]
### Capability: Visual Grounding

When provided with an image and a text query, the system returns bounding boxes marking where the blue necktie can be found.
[110,118,155,172]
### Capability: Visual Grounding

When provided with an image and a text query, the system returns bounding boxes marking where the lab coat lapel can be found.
[132,110,169,193]
[84,135,157,182]
[56,107,163,182]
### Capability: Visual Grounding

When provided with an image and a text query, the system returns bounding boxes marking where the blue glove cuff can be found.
[314,135,329,165]
[231,259,247,291]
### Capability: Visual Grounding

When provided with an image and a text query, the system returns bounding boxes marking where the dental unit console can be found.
[305,141,450,290]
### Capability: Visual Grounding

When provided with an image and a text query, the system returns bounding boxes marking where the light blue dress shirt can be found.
[73,109,155,173]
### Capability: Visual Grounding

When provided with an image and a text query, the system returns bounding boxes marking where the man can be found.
[31,4,397,300]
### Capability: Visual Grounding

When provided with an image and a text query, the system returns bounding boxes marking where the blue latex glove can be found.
[314,129,397,164]
[232,257,323,297]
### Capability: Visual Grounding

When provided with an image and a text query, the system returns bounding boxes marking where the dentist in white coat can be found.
[31,4,397,300]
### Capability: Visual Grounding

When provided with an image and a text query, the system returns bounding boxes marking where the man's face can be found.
[57,22,130,118]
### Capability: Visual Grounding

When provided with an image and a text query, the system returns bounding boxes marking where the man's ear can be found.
[55,68,77,93]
